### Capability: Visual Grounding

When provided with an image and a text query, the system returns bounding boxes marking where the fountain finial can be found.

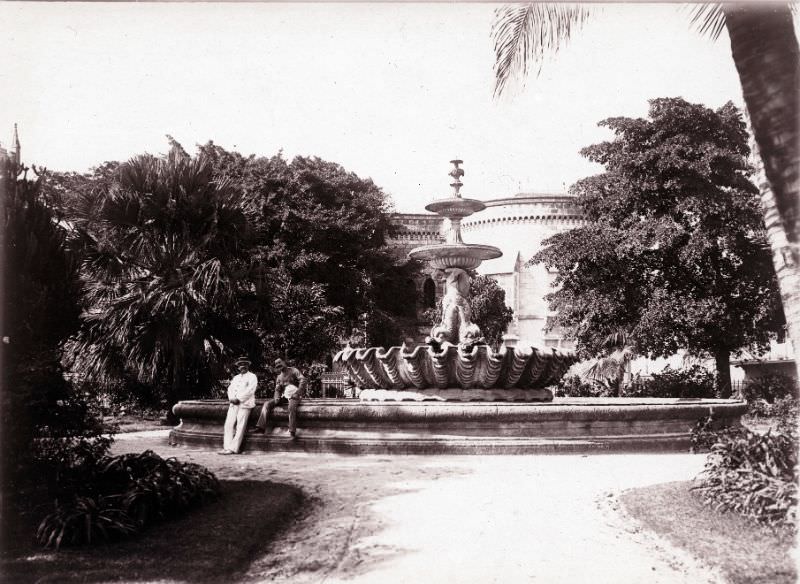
[449,159,464,198]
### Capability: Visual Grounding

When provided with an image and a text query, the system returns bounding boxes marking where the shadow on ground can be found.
[1,480,301,584]
[218,455,477,583]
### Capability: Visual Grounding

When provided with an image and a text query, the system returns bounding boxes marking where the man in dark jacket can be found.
[252,358,307,438]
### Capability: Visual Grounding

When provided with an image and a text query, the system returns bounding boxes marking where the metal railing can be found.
[319,372,358,398]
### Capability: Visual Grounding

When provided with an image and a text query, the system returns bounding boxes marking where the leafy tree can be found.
[424,273,514,348]
[532,98,783,396]
[63,148,258,418]
[260,269,343,364]
[491,3,800,380]
[198,142,421,350]
[1,161,111,542]
[469,275,515,347]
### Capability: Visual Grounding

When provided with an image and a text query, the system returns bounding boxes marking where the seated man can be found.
[252,358,307,438]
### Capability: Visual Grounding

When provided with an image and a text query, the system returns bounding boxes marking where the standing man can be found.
[252,358,306,438]
[219,355,257,455]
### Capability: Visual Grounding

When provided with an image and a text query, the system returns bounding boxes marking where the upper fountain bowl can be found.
[408,243,502,269]
[425,197,486,219]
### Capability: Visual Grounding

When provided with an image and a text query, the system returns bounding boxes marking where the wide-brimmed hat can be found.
[235,356,251,366]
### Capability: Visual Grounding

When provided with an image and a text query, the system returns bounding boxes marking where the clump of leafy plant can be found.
[624,366,716,399]
[691,417,797,528]
[553,375,612,397]
[36,450,220,549]
[740,374,799,418]
[747,393,799,423]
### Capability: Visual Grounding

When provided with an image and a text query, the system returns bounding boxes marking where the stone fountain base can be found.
[169,397,746,454]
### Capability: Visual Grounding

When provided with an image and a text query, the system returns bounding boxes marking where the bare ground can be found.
[113,431,727,584]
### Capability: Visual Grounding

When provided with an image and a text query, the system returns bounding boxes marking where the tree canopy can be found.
[63,149,257,411]
[46,142,421,409]
[532,98,783,394]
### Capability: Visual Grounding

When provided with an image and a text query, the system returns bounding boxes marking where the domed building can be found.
[388,191,584,349]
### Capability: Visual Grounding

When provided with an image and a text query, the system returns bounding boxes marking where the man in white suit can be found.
[219,356,258,455]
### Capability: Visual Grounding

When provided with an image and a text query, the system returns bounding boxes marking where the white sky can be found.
[1,2,749,212]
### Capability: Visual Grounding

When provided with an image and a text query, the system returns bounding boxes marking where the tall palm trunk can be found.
[724,5,800,381]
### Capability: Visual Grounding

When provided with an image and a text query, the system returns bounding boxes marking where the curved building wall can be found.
[460,193,583,348]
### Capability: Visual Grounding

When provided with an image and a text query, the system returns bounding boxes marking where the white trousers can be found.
[223,404,252,453]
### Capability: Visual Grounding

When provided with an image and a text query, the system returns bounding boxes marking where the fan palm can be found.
[492,3,800,378]
[578,331,635,396]
[66,149,256,416]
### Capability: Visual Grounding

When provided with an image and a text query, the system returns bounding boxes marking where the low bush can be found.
[747,394,799,425]
[691,418,797,529]
[553,375,613,398]
[624,366,716,399]
[36,450,220,549]
[739,374,798,405]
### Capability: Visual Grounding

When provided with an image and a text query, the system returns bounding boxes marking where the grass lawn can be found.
[621,481,796,584]
[1,480,302,583]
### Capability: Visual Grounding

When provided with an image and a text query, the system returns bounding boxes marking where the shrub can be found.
[691,420,798,528]
[553,375,613,398]
[624,366,716,399]
[747,394,799,423]
[740,374,799,404]
[36,450,220,548]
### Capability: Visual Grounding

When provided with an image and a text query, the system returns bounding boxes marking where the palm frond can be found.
[492,3,592,98]
[686,3,727,41]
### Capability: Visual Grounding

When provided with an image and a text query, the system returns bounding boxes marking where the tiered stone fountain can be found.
[337,160,577,402]
[169,160,747,454]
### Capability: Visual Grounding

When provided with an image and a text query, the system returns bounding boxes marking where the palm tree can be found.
[65,148,257,419]
[579,331,635,396]
[492,3,800,379]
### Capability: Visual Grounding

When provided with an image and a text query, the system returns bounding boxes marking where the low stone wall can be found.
[169,397,747,455]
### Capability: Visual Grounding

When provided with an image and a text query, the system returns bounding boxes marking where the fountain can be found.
[336,160,576,402]
[169,160,747,454]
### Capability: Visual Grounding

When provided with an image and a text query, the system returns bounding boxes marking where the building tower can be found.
[0,124,21,166]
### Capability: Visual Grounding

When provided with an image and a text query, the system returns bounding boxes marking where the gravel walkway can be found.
[113,431,724,584]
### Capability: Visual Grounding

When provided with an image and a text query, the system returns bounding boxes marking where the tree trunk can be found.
[715,348,732,398]
[724,5,800,382]
[165,353,184,425]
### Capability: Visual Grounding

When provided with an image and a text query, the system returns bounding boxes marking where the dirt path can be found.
[113,432,724,584]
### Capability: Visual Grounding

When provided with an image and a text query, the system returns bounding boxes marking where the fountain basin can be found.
[333,344,577,395]
[169,397,747,454]
[408,243,501,269]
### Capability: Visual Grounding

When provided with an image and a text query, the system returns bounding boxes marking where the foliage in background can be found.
[492,2,800,384]
[747,394,799,422]
[1,161,115,539]
[469,275,515,347]
[739,373,799,404]
[260,270,343,363]
[556,365,717,399]
[625,366,717,399]
[553,375,613,398]
[691,417,797,529]
[423,273,514,347]
[532,98,784,396]
[61,148,258,417]
[198,141,420,344]
[42,142,423,411]
[36,450,220,549]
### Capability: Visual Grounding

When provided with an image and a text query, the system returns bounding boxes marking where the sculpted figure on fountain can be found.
[435,267,474,344]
